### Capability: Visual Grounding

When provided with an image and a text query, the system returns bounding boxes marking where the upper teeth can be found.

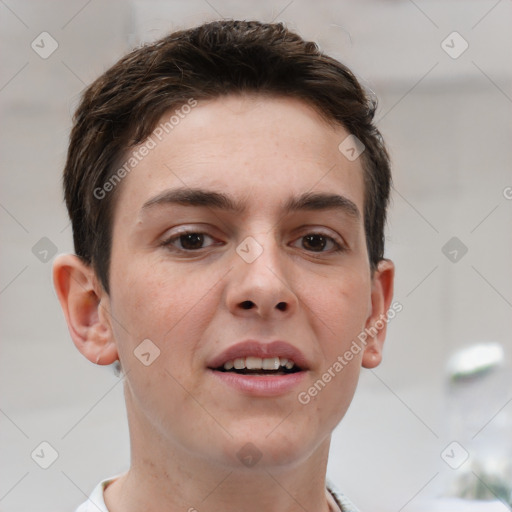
[223,356,295,371]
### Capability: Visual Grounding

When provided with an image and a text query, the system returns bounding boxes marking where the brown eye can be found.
[303,234,328,252]
[162,231,217,252]
[178,233,206,250]
[293,233,345,253]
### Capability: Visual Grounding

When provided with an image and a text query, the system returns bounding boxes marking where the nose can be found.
[225,234,298,320]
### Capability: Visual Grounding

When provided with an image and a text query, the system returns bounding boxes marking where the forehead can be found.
[112,94,365,224]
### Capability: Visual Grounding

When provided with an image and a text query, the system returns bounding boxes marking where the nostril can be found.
[239,301,288,311]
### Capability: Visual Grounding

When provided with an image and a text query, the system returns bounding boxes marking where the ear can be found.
[361,258,395,369]
[52,253,118,366]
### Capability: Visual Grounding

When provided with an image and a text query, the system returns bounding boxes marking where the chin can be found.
[212,420,322,471]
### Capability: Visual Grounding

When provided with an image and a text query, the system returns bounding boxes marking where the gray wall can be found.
[1,1,511,511]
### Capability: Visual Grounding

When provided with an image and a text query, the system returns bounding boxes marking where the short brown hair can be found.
[63,19,391,294]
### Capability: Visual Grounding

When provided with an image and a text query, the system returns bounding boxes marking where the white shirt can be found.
[74,475,361,512]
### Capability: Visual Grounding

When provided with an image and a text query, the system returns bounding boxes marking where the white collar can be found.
[75,475,360,512]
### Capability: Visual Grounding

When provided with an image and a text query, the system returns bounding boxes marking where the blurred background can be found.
[1,1,511,511]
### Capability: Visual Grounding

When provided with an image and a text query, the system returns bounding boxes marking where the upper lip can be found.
[207,340,310,370]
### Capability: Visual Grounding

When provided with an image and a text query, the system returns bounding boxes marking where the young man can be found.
[53,19,395,512]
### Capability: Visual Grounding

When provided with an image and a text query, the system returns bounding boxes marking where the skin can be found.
[53,94,394,512]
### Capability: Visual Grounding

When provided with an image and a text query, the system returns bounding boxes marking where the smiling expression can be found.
[103,93,380,469]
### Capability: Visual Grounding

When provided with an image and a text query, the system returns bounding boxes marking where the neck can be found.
[104,393,334,512]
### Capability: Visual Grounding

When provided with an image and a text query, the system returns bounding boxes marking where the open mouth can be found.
[212,356,302,376]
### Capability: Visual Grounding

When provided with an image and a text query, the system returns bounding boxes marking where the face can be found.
[105,94,377,470]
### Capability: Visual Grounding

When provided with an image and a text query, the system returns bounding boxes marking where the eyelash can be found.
[160,230,346,254]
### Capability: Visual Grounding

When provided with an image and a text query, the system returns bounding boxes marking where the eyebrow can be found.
[141,187,361,220]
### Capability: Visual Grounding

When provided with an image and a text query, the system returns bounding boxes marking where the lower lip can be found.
[209,369,307,397]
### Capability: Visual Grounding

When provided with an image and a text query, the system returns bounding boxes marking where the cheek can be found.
[111,260,197,334]
[109,258,222,375]
[304,271,370,350]
[305,350,363,434]
[293,273,369,421]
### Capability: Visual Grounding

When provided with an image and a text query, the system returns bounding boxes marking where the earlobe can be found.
[361,258,395,369]
[52,254,118,365]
